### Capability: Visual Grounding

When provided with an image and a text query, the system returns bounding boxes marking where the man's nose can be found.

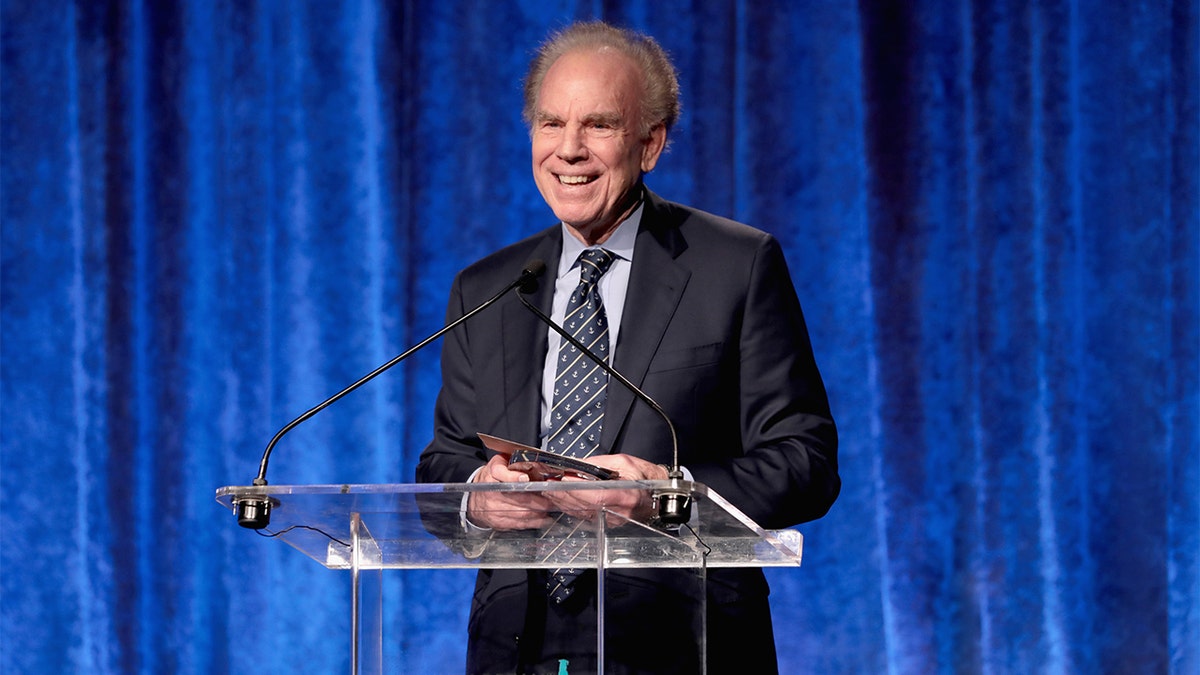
[556,126,588,161]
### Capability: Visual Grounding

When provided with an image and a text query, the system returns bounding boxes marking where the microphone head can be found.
[654,474,692,525]
[235,495,273,529]
[656,492,692,525]
[519,259,547,293]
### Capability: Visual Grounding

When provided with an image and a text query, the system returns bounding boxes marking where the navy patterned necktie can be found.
[546,248,616,458]
[545,247,615,603]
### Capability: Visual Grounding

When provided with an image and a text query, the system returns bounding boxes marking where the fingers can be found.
[468,453,662,528]
[475,453,532,483]
[547,485,655,521]
[578,453,667,480]
[467,490,555,530]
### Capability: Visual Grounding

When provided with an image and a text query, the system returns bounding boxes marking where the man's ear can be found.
[641,124,667,172]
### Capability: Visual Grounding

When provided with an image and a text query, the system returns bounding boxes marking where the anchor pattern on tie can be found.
[544,247,615,603]
[545,248,615,459]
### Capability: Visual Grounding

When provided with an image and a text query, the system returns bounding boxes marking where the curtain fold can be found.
[2,1,1196,672]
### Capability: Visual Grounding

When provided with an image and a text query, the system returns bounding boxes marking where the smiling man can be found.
[529,45,667,246]
[416,21,839,674]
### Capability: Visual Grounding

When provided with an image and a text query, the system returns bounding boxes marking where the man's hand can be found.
[547,453,670,522]
[579,453,671,481]
[466,454,555,530]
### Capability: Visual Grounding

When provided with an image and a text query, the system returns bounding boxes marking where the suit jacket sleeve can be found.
[680,233,839,529]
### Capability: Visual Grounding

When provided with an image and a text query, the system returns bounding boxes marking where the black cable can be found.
[254,524,350,548]
[682,522,712,558]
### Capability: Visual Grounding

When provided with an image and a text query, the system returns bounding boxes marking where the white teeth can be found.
[558,175,592,185]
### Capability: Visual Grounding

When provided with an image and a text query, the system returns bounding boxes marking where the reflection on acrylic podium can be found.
[216,480,803,674]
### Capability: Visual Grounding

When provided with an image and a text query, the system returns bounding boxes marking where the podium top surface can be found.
[215,481,802,570]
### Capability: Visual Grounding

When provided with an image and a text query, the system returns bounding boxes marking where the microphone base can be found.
[235,495,273,529]
[653,478,692,526]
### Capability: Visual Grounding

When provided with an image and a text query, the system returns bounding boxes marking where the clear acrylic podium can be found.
[215,480,803,674]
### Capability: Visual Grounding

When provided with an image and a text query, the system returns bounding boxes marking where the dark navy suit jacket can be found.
[417,190,839,673]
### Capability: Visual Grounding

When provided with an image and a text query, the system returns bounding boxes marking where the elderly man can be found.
[417,21,839,674]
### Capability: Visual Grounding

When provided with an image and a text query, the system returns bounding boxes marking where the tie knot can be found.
[577,248,615,286]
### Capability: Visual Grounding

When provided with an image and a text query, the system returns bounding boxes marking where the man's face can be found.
[531,48,666,244]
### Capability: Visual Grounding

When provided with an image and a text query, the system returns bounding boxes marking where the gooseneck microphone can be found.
[234,260,548,529]
[516,284,693,525]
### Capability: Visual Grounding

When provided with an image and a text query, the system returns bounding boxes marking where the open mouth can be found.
[557,174,597,185]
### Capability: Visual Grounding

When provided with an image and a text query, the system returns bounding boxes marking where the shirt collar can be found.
[557,201,643,280]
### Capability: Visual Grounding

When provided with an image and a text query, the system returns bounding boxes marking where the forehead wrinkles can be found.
[537,50,644,124]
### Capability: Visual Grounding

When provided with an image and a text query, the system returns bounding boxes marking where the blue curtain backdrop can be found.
[2,0,1196,672]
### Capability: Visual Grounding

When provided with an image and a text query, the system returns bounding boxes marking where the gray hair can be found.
[522,21,681,138]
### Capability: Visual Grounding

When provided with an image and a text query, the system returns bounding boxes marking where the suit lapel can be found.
[500,231,562,446]
[602,194,690,452]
